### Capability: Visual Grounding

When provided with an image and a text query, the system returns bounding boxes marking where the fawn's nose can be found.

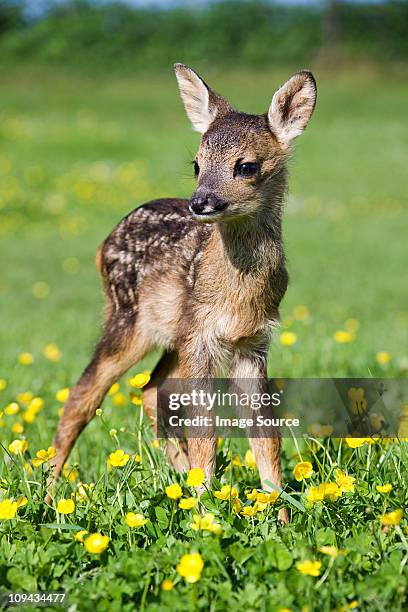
[189,193,228,216]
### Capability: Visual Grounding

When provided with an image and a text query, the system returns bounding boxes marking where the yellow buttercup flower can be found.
[108,449,129,467]
[32,446,56,467]
[280,331,297,346]
[112,392,127,407]
[23,462,33,475]
[5,402,19,415]
[0,499,18,520]
[293,305,310,321]
[293,461,313,482]
[57,499,75,514]
[43,343,62,362]
[15,496,28,509]
[166,483,182,499]
[130,393,143,406]
[179,497,198,510]
[232,498,242,513]
[246,489,278,504]
[241,504,259,517]
[345,437,371,449]
[0,378,7,391]
[333,330,355,343]
[190,513,221,534]
[258,490,279,503]
[186,468,205,487]
[63,464,79,482]
[380,509,403,526]
[72,482,94,502]
[246,489,258,501]
[84,533,109,554]
[108,382,120,395]
[29,397,44,412]
[125,512,147,527]
[32,281,50,299]
[129,372,151,388]
[296,560,321,577]
[231,454,242,467]
[307,482,341,504]
[152,439,160,449]
[341,601,359,611]
[319,545,339,558]
[344,318,359,332]
[11,423,24,434]
[23,409,37,424]
[376,484,392,494]
[335,469,355,493]
[23,397,44,424]
[214,484,238,500]
[19,352,34,365]
[244,449,257,469]
[56,388,69,403]
[16,392,33,404]
[161,579,174,591]
[74,529,88,542]
[176,552,204,583]
[376,351,391,365]
[307,423,334,437]
[8,439,28,454]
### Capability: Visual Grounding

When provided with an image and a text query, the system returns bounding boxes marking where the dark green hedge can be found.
[0,0,407,68]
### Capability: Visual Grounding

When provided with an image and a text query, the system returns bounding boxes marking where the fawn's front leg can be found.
[177,336,224,485]
[231,350,288,522]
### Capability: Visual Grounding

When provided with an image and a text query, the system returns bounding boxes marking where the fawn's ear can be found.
[268,71,317,148]
[174,63,232,134]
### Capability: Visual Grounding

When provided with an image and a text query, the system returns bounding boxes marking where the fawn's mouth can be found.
[189,201,229,222]
[189,208,227,222]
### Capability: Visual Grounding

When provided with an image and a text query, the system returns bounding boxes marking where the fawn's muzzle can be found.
[189,193,228,217]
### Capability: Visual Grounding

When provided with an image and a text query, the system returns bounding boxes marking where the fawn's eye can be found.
[235,161,259,178]
[193,161,200,177]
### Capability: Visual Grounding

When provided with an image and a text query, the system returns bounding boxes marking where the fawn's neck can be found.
[213,192,285,277]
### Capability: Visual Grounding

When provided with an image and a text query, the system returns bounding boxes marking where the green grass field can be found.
[0,66,407,611]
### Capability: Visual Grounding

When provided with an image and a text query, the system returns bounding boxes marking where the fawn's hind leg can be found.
[49,315,149,485]
[143,350,190,472]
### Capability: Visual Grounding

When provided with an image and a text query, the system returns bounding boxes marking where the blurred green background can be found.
[0,0,407,389]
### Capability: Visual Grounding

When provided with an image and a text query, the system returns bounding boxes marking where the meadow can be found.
[0,65,407,610]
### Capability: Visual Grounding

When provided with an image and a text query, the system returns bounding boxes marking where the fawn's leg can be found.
[143,350,190,472]
[49,315,149,484]
[178,338,223,484]
[231,350,288,522]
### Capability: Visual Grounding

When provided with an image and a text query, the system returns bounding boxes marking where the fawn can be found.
[49,64,316,518]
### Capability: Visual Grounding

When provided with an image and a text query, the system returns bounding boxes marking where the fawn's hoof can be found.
[278,507,289,523]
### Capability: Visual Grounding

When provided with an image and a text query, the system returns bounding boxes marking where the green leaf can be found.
[154,506,169,528]
[264,541,293,570]
[315,527,337,547]
[229,542,255,564]
[7,567,37,591]
[263,479,306,512]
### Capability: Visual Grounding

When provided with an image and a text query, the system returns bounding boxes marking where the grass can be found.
[0,65,407,610]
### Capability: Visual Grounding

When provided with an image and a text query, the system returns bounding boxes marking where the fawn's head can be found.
[174,63,316,223]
